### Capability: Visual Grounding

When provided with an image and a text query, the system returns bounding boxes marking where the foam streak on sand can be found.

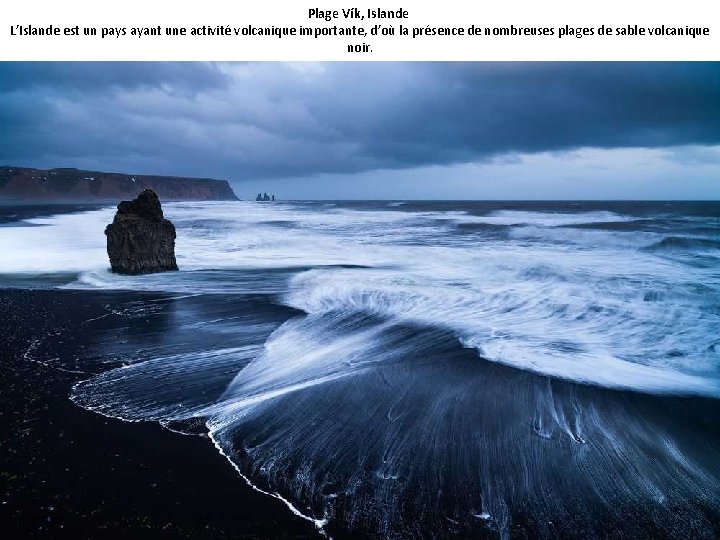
[208,430,329,534]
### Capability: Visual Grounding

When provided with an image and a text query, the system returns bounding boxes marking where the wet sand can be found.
[0,288,317,539]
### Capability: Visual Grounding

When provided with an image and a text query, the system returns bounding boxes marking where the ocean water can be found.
[1,200,719,538]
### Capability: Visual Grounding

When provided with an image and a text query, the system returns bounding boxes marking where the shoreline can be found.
[0,288,317,539]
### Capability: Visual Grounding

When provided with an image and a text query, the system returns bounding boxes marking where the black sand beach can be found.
[0,288,317,539]
[1,199,719,539]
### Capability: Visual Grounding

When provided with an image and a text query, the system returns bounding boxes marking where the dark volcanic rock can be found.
[105,190,179,275]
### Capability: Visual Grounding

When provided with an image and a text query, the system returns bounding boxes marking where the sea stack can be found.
[105,189,178,275]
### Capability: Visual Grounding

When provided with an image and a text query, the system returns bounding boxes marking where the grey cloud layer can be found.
[0,62,718,180]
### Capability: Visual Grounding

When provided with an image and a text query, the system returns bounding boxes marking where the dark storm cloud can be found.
[0,62,229,93]
[0,62,718,180]
[334,63,720,165]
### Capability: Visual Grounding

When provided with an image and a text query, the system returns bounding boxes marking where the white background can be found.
[0,0,718,60]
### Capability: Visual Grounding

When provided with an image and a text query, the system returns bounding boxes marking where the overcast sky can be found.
[1,62,718,199]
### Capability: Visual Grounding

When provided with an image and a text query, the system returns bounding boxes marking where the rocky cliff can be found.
[105,190,178,275]
[0,166,238,201]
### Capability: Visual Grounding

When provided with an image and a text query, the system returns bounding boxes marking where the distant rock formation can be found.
[256,192,275,201]
[105,190,179,275]
[0,166,238,202]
